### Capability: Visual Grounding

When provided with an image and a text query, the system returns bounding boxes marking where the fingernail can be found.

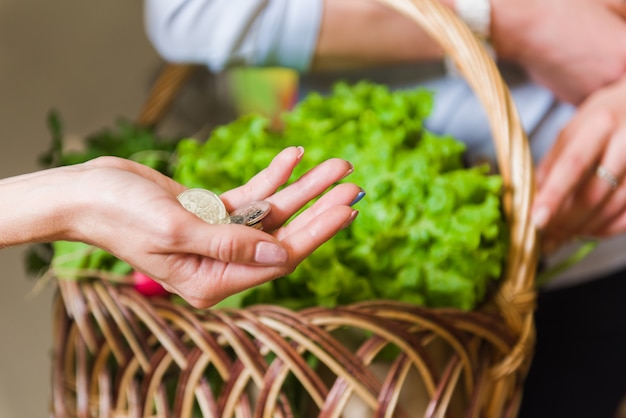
[295,146,305,162]
[532,206,551,230]
[350,190,366,206]
[255,241,288,264]
[342,210,359,229]
[342,161,354,179]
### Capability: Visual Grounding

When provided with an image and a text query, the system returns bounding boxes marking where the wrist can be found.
[488,0,537,61]
[445,0,494,76]
[0,167,84,247]
[313,0,444,71]
[454,0,492,40]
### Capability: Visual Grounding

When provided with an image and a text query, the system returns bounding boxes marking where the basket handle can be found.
[136,63,200,128]
[376,0,538,378]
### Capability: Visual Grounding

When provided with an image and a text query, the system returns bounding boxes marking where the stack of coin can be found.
[228,201,271,230]
[176,188,271,230]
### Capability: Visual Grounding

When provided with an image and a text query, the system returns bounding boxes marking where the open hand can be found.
[85,147,360,308]
[0,147,361,308]
[532,75,626,252]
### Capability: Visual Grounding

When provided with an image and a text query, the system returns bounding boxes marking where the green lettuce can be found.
[173,81,509,311]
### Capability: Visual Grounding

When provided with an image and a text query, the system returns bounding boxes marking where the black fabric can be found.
[518,267,626,418]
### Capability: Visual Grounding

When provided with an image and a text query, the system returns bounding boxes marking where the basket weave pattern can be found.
[51,0,538,416]
[53,281,523,417]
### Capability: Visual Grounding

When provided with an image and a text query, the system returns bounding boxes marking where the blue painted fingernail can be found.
[350,190,366,206]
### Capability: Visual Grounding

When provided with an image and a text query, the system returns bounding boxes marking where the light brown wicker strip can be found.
[54,281,530,416]
[135,64,201,128]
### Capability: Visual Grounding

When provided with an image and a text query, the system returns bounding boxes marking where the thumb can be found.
[185,223,289,265]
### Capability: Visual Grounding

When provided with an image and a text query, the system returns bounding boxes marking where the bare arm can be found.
[313,0,626,103]
[491,0,626,104]
[312,0,451,71]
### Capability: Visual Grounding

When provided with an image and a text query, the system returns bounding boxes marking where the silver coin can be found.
[248,222,264,230]
[230,201,271,227]
[228,214,246,225]
[177,188,229,224]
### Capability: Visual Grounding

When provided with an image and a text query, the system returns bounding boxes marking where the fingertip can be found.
[274,146,303,166]
[341,210,359,229]
[295,146,305,162]
[342,160,354,179]
[532,205,551,230]
[350,189,366,206]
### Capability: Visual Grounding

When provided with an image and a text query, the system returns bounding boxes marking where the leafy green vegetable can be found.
[173,81,509,311]
[50,240,132,280]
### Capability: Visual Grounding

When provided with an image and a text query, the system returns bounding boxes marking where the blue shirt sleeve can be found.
[144,0,323,72]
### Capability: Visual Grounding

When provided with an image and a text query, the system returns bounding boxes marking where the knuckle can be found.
[85,155,124,168]
[152,218,185,247]
[219,237,239,262]
[207,230,239,262]
[590,108,617,131]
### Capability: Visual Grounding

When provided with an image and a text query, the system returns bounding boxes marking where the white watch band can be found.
[455,0,492,40]
[446,0,494,77]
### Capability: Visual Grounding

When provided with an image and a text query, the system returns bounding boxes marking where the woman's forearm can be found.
[312,0,448,72]
[0,167,80,248]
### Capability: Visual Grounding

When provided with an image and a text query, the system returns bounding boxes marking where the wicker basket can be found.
[51,0,538,416]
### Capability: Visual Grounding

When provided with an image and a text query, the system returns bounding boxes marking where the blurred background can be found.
[0,1,161,416]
